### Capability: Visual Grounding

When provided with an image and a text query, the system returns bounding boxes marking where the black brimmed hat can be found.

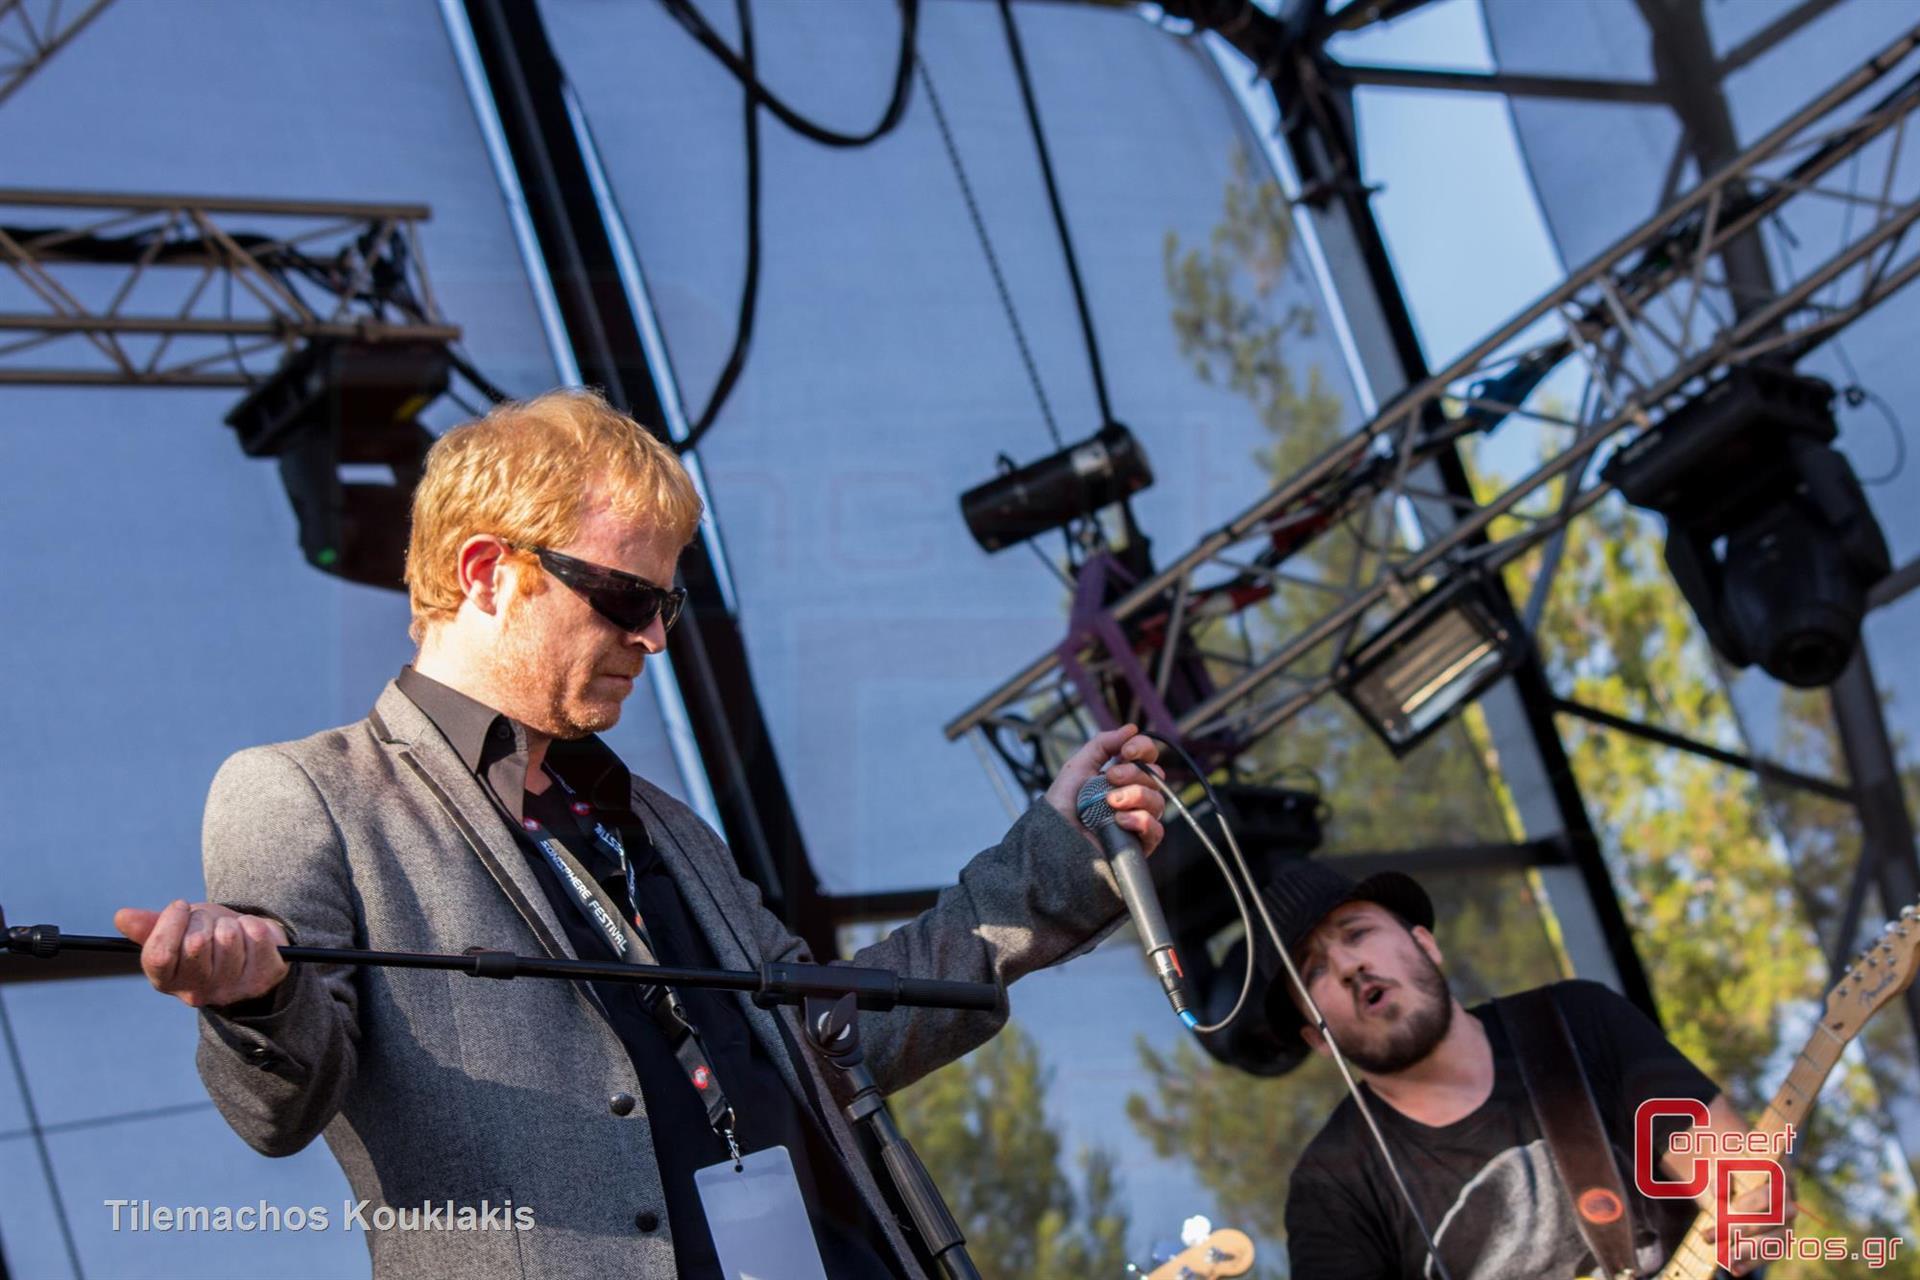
[1259,860,1435,1070]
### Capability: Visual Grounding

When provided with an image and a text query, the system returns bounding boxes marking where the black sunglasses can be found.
[522,546,686,634]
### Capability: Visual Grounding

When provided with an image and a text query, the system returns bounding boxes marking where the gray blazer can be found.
[195,681,1123,1279]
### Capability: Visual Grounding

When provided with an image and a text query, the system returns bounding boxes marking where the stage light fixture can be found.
[225,339,451,589]
[1601,365,1890,688]
[960,422,1153,554]
[1335,577,1524,756]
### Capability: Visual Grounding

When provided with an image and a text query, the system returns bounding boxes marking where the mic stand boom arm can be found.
[0,905,999,1013]
[1,903,992,1278]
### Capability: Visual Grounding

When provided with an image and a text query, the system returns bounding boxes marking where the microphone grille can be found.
[1076,775,1118,830]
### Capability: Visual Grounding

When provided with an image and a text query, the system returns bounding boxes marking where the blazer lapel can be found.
[367,682,579,963]
[630,787,818,1096]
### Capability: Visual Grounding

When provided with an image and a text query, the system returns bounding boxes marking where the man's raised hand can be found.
[1044,722,1168,856]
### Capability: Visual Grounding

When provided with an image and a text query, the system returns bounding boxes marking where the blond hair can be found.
[405,388,703,642]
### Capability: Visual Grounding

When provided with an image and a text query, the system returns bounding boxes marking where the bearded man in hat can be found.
[1267,861,1793,1279]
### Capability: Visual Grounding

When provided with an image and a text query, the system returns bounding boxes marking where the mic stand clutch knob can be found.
[802,994,983,1280]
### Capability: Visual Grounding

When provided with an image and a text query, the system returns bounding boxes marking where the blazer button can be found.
[609,1092,636,1117]
[635,1210,660,1232]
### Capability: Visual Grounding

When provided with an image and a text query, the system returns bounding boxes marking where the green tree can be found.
[890,1021,1132,1280]
[1514,494,1920,1276]
[1127,148,1920,1277]
[1158,149,1525,862]
[1125,146,1579,1273]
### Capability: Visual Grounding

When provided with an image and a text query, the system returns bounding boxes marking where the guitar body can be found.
[1145,1228,1255,1280]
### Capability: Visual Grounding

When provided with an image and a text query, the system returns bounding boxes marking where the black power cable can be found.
[656,0,919,149]
[997,0,1116,428]
[661,0,919,452]
[677,0,763,455]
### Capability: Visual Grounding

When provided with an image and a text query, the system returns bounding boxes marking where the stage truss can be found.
[0,189,460,388]
[0,0,115,109]
[947,24,1920,794]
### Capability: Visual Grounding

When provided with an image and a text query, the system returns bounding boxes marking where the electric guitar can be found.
[1144,1228,1256,1280]
[1621,904,1920,1280]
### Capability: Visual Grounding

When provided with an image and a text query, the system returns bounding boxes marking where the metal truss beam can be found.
[456,0,832,956]
[1326,836,1569,878]
[1551,697,1855,803]
[1718,0,1849,79]
[1331,63,1666,104]
[0,188,460,388]
[1315,0,1441,39]
[946,26,1920,766]
[1325,0,1846,95]
[1868,553,1920,610]
[0,0,115,109]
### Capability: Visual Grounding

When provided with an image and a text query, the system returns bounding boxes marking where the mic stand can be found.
[803,992,982,1280]
[0,905,999,1015]
[3,904,992,1280]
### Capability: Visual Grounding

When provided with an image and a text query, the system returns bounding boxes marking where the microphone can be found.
[1077,774,1195,1029]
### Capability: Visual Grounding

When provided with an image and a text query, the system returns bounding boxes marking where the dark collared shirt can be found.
[395,666,895,1278]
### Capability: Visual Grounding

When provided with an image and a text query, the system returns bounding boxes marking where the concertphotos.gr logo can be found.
[1634,1099,1906,1270]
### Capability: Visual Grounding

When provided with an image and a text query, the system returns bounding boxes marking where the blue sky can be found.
[1333,0,1569,370]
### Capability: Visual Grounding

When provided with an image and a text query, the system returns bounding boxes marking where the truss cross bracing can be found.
[946,25,1920,790]
[0,189,461,388]
[0,0,115,109]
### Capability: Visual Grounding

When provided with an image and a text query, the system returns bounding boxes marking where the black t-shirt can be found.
[517,777,898,1280]
[1285,980,1720,1280]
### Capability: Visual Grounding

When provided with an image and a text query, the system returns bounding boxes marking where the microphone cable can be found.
[1141,734,1458,1280]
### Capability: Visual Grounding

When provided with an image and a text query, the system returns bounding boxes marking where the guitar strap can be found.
[1501,986,1640,1280]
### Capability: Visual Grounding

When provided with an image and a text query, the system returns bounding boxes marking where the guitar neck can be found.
[1655,1020,1846,1279]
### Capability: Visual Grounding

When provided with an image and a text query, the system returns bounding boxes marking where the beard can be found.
[483,591,626,739]
[1341,949,1454,1075]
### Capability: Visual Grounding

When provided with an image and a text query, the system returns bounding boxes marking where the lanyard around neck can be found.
[520,764,742,1165]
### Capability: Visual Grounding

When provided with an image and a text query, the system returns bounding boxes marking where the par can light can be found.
[961,422,1152,554]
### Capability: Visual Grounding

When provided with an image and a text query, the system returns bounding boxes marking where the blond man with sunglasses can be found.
[115,388,1165,1280]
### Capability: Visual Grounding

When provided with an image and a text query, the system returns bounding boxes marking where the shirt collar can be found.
[394,665,634,823]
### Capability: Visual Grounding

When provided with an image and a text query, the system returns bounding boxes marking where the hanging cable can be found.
[1145,735,1458,1280]
[655,0,918,149]
[1769,202,1907,486]
[676,0,763,455]
[223,268,260,386]
[918,54,1064,451]
[996,0,1116,428]
[1844,383,1907,485]
[924,50,1101,576]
